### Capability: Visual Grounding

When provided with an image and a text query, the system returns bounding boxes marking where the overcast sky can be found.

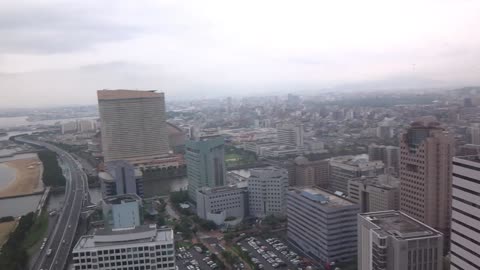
[1,0,480,108]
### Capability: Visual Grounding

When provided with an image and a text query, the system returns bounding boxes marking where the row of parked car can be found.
[202,255,219,269]
[176,248,199,270]
[265,238,303,266]
[246,237,286,269]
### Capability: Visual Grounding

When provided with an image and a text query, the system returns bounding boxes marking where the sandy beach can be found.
[0,157,43,198]
[0,221,17,247]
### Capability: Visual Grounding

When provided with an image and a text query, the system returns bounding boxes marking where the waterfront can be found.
[0,176,189,217]
[0,194,42,217]
[0,163,16,190]
[0,116,98,129]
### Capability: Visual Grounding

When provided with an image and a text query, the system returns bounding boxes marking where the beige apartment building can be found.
[287,156,329,188]
[358,211,444,270]
[97,90,170,164]
[329,155,384,195]
[399,117,454,248]
[348,174,399,213]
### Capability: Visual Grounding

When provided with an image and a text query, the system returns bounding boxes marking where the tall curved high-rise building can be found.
[98,90,170,164]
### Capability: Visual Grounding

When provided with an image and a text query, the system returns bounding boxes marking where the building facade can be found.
[61,121,78,134]
[368,144,400,175]
[102,194,143,229]
[97,90,169,164]
[72,225,175,270]
[248,167,288,218]
[277,123,304,149]
[100,160,144,198]
[196,185,247,225]
[348,175,399,213]
[358,211,443,270]
[287,156,330,188]
[399,117,454,246]
[450,156,480,269]
[287,187,359,264]
[329,155,384,195]
[166,122,186,154]
[466,124,480,145]
[186,136,226,201]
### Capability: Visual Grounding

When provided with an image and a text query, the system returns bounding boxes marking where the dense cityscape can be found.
[0,86,480,270]
[2,1,480,270]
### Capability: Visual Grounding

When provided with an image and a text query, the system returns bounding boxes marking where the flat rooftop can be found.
[349,175,399,189]
[199,185,244,195]
[454,155,480,164]
[330,154,384,169]
[290,187,356,208]
[97,90,163,100]
[103,194,142,205]
[361,211,442,240]
[74,225,173,250]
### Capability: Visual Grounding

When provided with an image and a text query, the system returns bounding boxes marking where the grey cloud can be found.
[0,2,196,54]
[0,4,142,54]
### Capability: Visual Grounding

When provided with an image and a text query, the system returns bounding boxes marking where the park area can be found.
[225,146,257,168]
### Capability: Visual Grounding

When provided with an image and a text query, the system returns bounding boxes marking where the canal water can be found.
[0,149,245,218]
[0,176,189,217]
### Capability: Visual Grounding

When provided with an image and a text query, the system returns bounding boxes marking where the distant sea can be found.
[0,116,98,129]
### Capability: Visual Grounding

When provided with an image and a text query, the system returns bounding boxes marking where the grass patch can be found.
[23,212,49,255]
[225,146,257,168]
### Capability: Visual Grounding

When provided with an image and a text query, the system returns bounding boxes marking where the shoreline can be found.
[0,220,18,248]
[0,157,43,198]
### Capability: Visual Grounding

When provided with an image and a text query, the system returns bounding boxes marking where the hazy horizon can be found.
[1,0,480,108]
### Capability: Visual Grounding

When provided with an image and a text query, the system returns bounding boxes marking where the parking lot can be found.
[239,236,307,270]
[176,246,220,270]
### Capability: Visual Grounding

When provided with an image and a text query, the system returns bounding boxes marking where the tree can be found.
[37,150,66,186]
[170,190,190,204]
[221,250,236,265]
[156,213,166,226]
[224,232,236,244]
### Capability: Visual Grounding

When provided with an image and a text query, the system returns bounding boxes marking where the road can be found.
[15,137,88,270]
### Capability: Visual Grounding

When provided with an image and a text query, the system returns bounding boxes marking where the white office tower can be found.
[358,211,443,270]
[277,123,304,149]
[196,185,247,225]
[287,187,359,264]
[61,121,78,134]
[72,225,175,270]
[248,167,289,218]
[450,156,480,270]
[467,124,480,145]
[97,90,170,165]
[78,119,97,133]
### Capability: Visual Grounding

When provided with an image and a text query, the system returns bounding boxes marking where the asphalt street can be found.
[15,137,88,270]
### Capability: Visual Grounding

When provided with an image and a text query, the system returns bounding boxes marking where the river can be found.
[0,176,189,217]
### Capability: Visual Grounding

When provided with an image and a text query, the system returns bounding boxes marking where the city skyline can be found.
[1,0,480,107]
[3,2,480,269]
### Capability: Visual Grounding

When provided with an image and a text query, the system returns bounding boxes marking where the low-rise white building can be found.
[196,185,248,225]
[72,225,175,270]
[102,194,143,229]
[248,167,288,218]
